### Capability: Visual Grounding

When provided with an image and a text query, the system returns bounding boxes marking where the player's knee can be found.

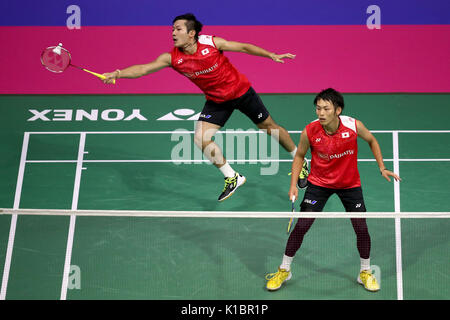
[351,218,369,234]
[193,131,210,149]
[257,117,276,131]
[259,123,280,137]
[292,218,315,235]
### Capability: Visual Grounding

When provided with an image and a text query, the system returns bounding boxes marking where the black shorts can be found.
[300,182,367,212]
[198,87,270,127]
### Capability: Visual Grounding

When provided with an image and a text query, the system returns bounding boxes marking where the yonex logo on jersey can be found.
[177,58,183,64]
[342,132,350,138]
[182,72,194,78]
[318,152,329,160]
[201,48,210,55]
[315,138,321,143]
[258,113,263,119]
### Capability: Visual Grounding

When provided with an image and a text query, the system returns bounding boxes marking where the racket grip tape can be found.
[83,68,116,84]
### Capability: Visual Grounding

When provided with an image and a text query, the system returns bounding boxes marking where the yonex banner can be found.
[1,25,450,94]
[1,1,449,94]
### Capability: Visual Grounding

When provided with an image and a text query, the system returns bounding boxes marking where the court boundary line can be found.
[22,159,450,164]
[0,132,29,300]
[393,131,403,300]
[60,133,85,300]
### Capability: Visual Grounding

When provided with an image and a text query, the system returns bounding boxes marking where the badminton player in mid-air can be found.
[265,88,401,292]
[102,13,309,202]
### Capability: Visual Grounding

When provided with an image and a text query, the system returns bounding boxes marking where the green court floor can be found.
[0,93,449,300]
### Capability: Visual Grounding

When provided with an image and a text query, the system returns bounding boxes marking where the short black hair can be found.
[313,88,344,110]
[172,13,203,41]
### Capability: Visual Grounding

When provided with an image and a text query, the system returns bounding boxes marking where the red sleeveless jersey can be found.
[170,35,251,103]
[306,116,361,189]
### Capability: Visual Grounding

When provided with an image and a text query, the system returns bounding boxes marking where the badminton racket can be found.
[287,195,296,234]
[40,43,115,84]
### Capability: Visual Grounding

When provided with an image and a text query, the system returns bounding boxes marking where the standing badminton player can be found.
[265,88,401,292]
[102,13,309,202]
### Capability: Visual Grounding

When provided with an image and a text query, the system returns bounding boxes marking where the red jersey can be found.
[170,35,251,103]
[306,116,361,189]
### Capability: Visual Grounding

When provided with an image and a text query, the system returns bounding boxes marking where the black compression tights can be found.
[284,217,371,259]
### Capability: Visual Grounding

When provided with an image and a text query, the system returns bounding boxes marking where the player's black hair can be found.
[173,13,203,41]
[314,88,345,110]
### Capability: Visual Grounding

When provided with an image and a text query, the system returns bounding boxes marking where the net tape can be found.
[0,209,449,218]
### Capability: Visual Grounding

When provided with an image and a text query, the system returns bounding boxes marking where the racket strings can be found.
[47,51,64,69]
[41,47,71,73]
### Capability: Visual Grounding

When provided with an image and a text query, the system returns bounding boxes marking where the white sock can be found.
[219,162,236,178]
[289,147,297,158]
[280,254,294,271]
[360,258,371,272]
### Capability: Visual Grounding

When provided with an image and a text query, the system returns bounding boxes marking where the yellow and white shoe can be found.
[297,159,309,189]
[218,173,246,202]
[357,270,380,292]
[265,268,292,291]
[288,159,309,189]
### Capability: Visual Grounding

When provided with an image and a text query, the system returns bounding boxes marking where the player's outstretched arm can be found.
[213,37,295,63]
[102,53,172,84]
[357,120,402,182]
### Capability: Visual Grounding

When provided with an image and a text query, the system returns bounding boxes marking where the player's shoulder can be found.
[198,35,216,47]
[306,119,320,129]
[304,119,320,136]
[307,118,320,125]
[339,115,357,133]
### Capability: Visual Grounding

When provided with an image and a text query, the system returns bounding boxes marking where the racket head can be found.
[40,46,71,73]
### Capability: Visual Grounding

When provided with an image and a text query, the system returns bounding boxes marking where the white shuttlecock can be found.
[52,43,63,55]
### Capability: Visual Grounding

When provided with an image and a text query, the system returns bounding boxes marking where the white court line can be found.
[393,131,404,300]
[22,129,450,164]
[26,160,78,163]
[1,133,30,300]
[23,158,450,164]
[60,133,86,300]
[395,159,450,162]
[25,159,389,163]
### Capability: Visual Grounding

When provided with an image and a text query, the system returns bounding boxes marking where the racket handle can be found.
[83,68,116,84]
